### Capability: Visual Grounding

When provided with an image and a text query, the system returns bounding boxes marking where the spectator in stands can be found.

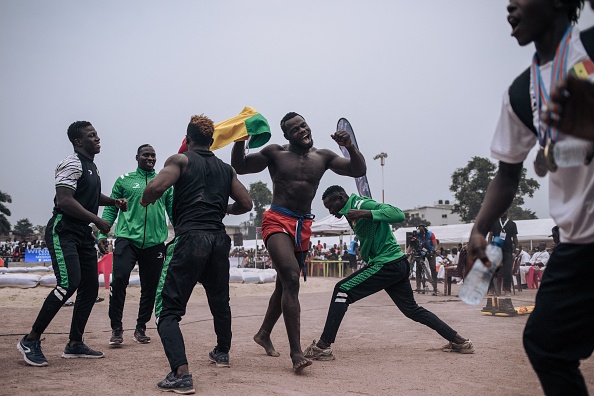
[516,246,532,288]
[550,226,560,247]
[435,251,445,282]
[346,237,360,275]
[488,211,518,296]
[326,247,338,261]
[526,243,550,289]
[417,224,439,295]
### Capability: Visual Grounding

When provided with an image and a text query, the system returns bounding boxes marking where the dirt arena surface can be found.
[1,277,592,396]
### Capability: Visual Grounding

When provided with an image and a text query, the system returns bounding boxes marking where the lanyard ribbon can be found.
[531,26,573,146]
[270,204,315,280]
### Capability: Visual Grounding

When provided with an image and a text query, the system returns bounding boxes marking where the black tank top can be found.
[172,149,232,234]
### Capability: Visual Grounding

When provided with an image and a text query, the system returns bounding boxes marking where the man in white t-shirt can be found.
[435,251,445,281]
[528,243,550,268]
[466,1,594,394]
[515,246,533,287]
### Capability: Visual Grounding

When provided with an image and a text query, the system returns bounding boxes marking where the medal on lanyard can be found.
[531,26,572,176]
[499,218,508,240]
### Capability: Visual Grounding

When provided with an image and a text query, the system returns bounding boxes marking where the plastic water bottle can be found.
[553,139,594,168]
[424,285,429,295]
[459,236,504,306]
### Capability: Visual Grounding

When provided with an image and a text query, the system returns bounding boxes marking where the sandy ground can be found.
[0,277,592,396]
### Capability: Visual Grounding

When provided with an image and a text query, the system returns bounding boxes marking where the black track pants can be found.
[155,231,232,372]
[31,215,98,342]
[320,256,458,344]
[109,238,165,330]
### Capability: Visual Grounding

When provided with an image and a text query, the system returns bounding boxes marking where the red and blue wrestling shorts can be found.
[262,205,314,252]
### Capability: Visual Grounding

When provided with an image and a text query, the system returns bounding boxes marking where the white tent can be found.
[310,214,353,235]
[395,219,556,248]
[393,223,473,245]
[310,215,557,248]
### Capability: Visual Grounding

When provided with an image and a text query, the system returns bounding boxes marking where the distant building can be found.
[403,200,462,226]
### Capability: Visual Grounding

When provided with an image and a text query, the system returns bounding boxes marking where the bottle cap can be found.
[492,236,504,248]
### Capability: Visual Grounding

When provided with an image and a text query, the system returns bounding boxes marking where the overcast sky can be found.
[2,1,594,229]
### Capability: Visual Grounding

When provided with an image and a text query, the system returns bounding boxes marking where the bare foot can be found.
[292,357,312,373]
[253,331,280,357]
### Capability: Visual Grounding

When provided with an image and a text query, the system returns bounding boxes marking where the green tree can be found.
[13,218,34,241]
[33,225,46,240]
[0,190,12,236]
[393,214,431,230]
[249,181,272,227]
[449,156,539,222]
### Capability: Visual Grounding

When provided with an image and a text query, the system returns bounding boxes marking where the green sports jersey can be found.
[338,194,405,266]
[98,167,173,248]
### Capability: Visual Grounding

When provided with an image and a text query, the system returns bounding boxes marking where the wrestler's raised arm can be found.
[325,130,367,177]
[231,141,278,174]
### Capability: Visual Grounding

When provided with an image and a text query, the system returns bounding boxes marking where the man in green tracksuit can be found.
[304,185,474,361]
[98,144,173,346]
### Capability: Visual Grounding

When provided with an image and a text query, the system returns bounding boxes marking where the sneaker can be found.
[208,347,230,368]
[110,328,124,346]
[157,372,195,394]
[95,297,105,303]
[17,335,48,367]
[134,328,151,344]
[441,340,475,354]
[64,299,74,307]
[304,340,335,361]
[62,342,104,359]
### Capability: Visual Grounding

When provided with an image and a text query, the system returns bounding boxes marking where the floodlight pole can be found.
[373,152,388,203]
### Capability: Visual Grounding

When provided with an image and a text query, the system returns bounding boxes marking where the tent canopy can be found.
[310,215,556,246]
[310,214,353,235]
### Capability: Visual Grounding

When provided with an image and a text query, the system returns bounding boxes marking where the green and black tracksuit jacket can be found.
[98,167,173,331]
[98,167,173,247]
[334,193,407,295]
[319,194,458,344]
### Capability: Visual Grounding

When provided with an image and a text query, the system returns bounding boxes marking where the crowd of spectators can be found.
[2,236,558,283]
[0,240,46,264]
[229,240,363,274]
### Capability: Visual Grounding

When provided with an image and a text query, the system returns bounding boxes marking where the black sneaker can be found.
[17,335,48,367]
[157,372,195,394]
[110,328,124,346]
[134,328,151,344]
[62,342,104,359]
[208,347,230,368]
[95,297,105,303]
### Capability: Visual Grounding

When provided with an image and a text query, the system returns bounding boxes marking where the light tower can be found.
[373,152,388,203]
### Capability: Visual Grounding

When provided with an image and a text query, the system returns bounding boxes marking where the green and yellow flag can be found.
[179,106,271,152]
